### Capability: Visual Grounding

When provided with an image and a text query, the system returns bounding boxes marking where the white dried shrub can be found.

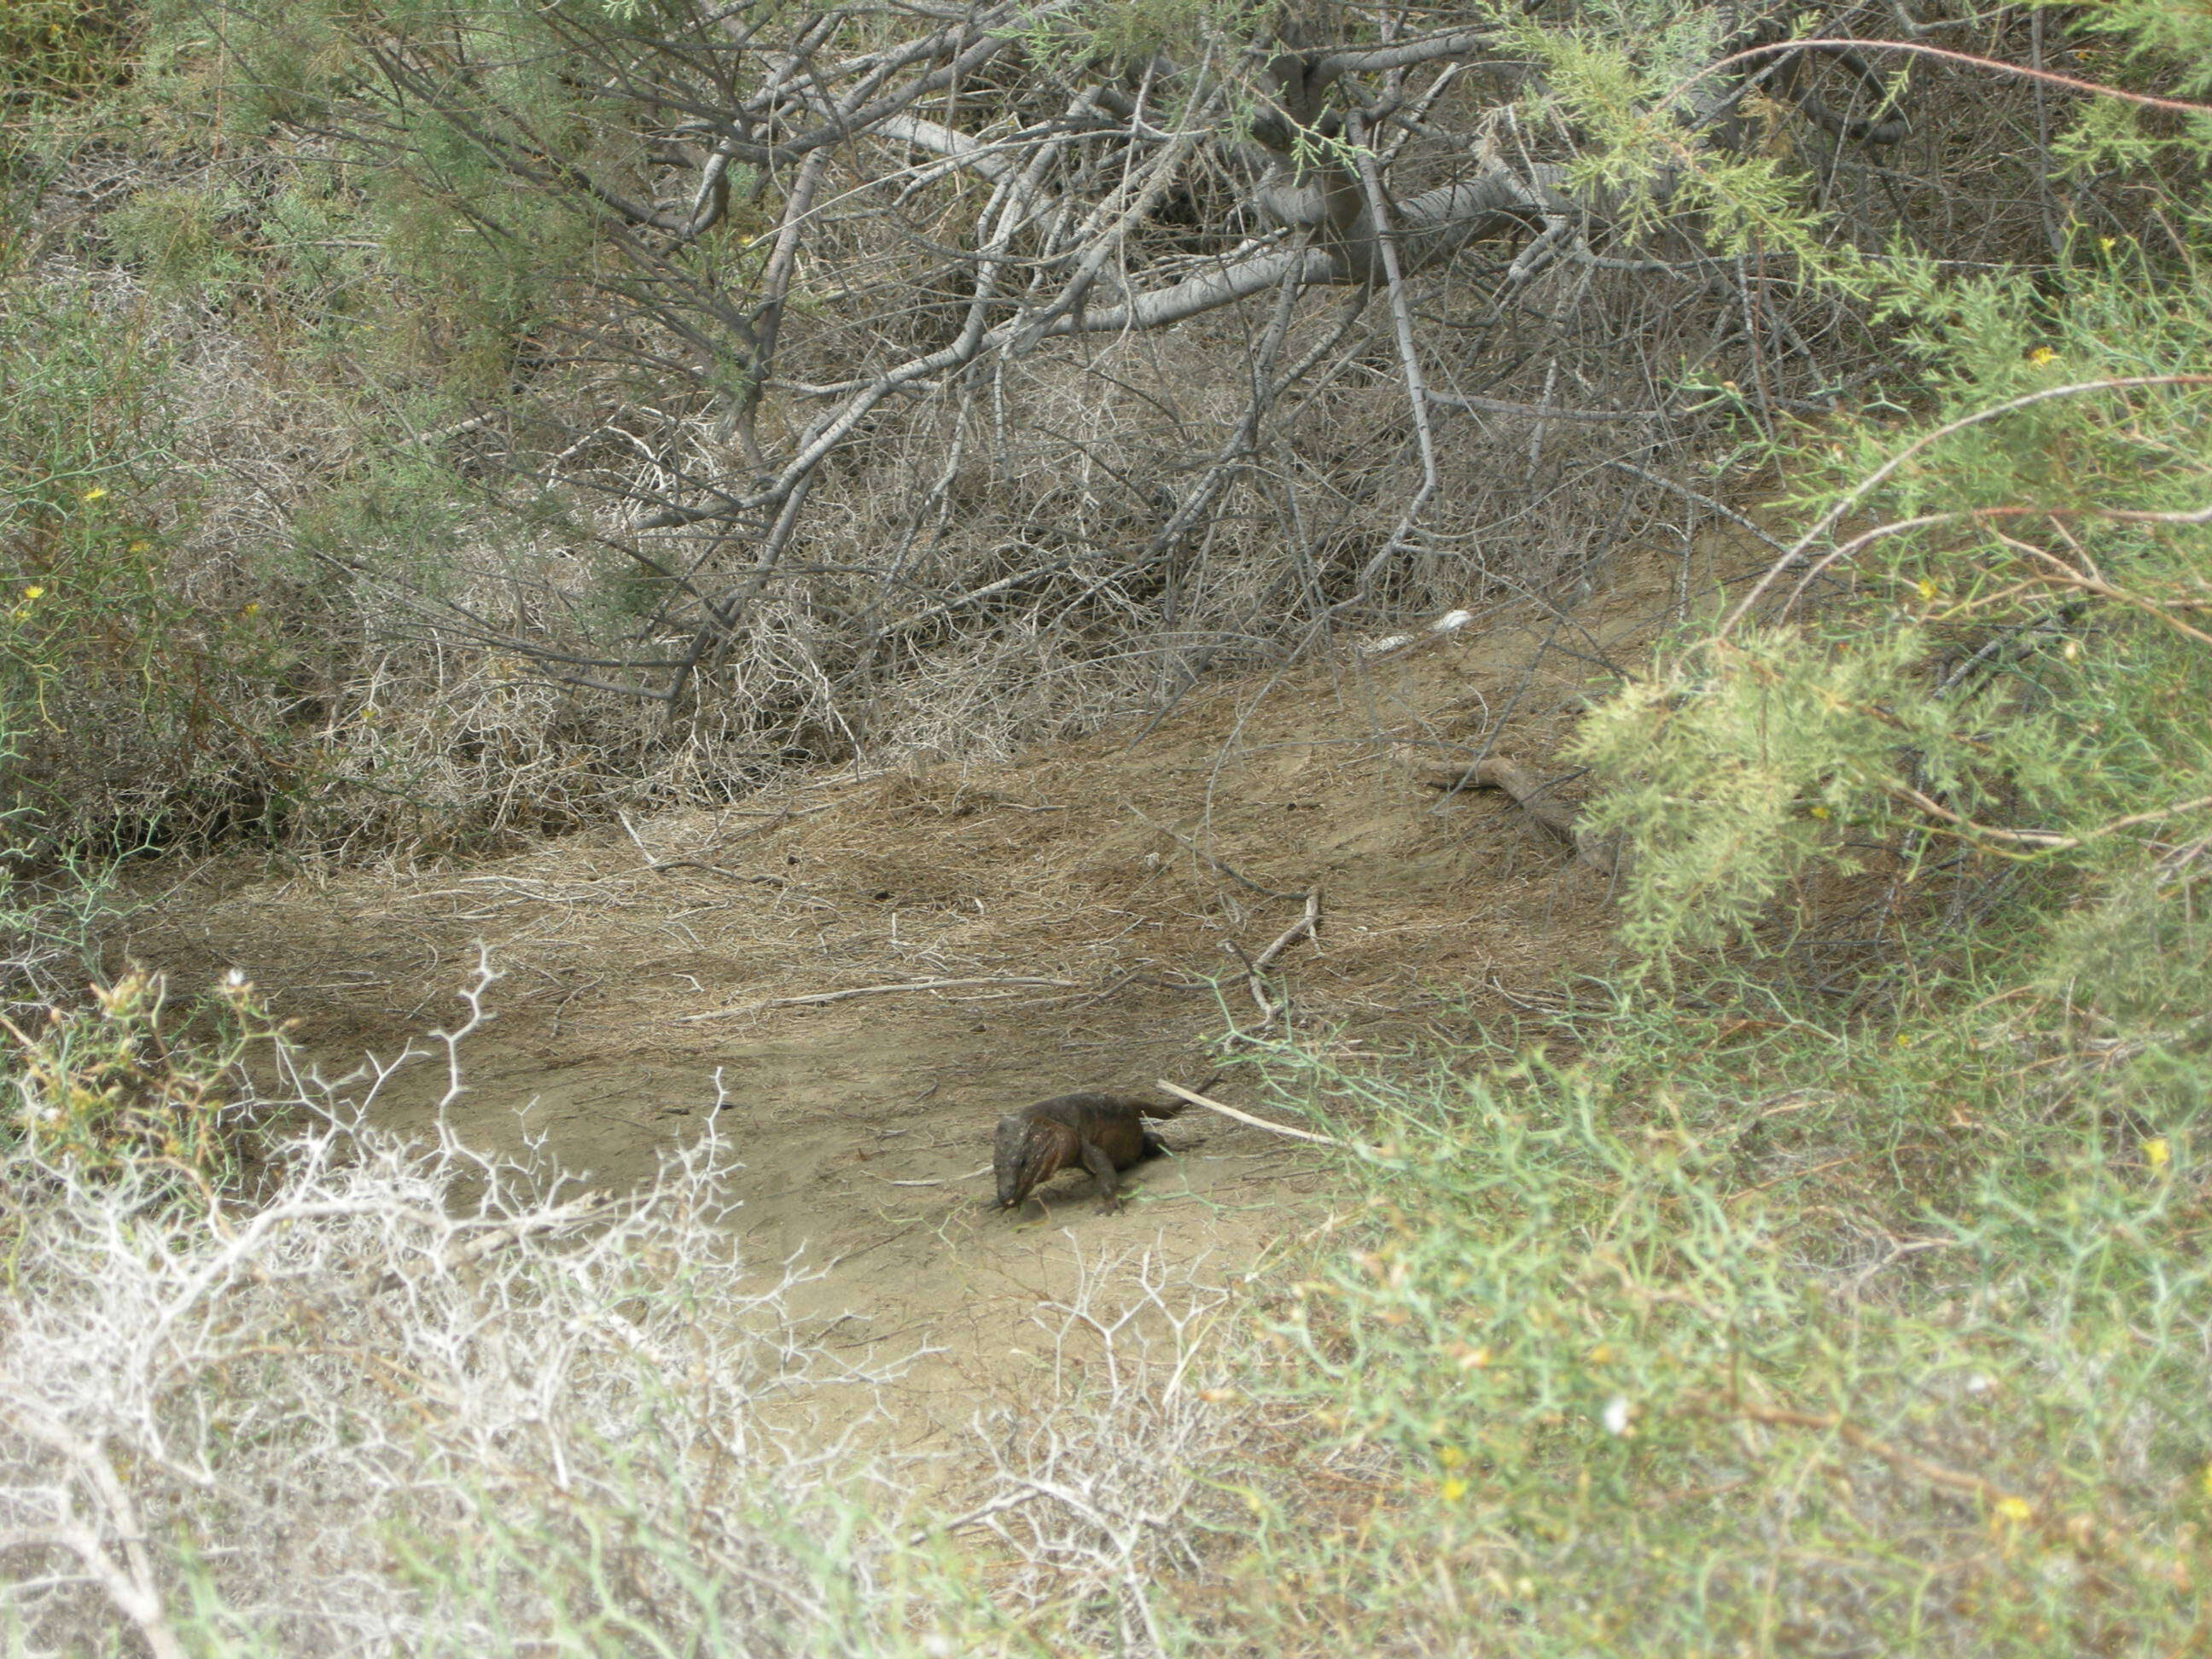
[0,966,953,1658]
[959,1247,1243,1659]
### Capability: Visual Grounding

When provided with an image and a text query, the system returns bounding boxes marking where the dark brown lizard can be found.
[992,1092,1185,1214]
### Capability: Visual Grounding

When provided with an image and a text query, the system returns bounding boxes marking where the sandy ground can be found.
[121,543,1728,1438]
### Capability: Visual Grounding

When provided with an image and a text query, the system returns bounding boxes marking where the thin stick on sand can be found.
[1154,1080,1340,1145]
[679,977,1078,1022]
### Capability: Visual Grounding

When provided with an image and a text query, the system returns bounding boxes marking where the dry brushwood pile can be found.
[10,0,2082,856]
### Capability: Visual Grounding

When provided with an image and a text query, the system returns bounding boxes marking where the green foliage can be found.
[2,969,273,1218]
[1575,623,2041,959]
[1239,979,2212,1655]
[1001,0,1273,88]
[1577,187,2212,973]
[167,0,358,139]
[1500,1,1891,282]
[1082,0,1264,67]
[0,779,128,1008]
[0,274,300,851]
[2,281,188,779]
[2064,0,2212,100]
[131,2,597,387]
[286,448,476,590]
[0,0,137,109]
[1219,14,2212,1648]
[103,182,257,297]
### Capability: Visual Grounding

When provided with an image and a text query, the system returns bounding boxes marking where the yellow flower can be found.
[2201,1464,2212,1499]
[1438,1445,1465,1469]
[1994,1496,2034,1524]
[1895,1033,1913,1049]
[2145,1138,2171,1171]
[2028,346,2058,366]
[80,486,107,503]
[129,540,151,553]
[1918,578,1937,600]
[1441,1478,1468,1502]
[242,602,261,617]
[21,585,44,601]
[2098,236,2116,253]
[1808,804,1831,820]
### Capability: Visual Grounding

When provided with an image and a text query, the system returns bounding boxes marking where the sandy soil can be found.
[120,544,1726,1438]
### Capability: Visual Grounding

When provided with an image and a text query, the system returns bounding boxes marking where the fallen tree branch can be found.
[880,1164,992,1188]
[1432,390,1665,423]
[1889,783,2212,853]
[1126,806,1306,899]
[619,811,789,885]
[1409,753,1617,874]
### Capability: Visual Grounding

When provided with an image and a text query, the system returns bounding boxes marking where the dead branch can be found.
[1251,892,1322,975]
[678,977,1081,1023]
[1409,753,1617,875]
[1127,806,1304,899]
[1153,1080,1338,1146]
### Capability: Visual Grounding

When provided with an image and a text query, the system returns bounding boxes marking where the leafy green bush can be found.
[2,968,272,1209]
[0,273,300,853]
[103,182,259,298]
[1227,982,2207,1656]
[1573,48,2212,978]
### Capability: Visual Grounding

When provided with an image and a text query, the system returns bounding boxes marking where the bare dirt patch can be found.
[120,549,1718,1439]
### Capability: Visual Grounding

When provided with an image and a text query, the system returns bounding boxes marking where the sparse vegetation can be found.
[7,0,2212,1653]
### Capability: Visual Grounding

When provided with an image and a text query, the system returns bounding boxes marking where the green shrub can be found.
[103,182,259,298]
[0,0,137,109]
[1231,985,2208,1655]
[0,275,294,849]
[2,968,272,1214]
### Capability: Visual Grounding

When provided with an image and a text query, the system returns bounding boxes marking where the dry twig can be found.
[678,977,1080,1023]
[1153,1080,1339,1146]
